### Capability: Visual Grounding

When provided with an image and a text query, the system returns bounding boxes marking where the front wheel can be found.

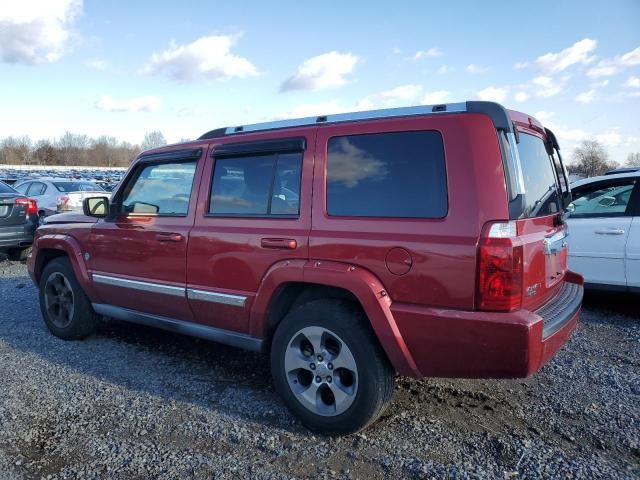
[39,257,99,340]
[271,299,395,434]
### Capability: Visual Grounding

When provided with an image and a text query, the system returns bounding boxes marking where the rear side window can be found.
[517,133,561,217]
[0,182,15,194]
[326,131,447,218]
[209,152,302,217]
[53,182,104,192]
[27,182,46,196]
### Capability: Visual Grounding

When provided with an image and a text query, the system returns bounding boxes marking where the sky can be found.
[0,0,639,163]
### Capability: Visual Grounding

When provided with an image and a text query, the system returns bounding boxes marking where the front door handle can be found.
[260,238,297,249]
[155,232,184,242]
[594,229,625,235]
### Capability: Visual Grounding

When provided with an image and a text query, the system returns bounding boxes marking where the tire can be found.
[6,246,31,262]
[39,257,99,340]
[271,299,395,434]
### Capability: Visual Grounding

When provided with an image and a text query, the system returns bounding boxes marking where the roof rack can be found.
[198,101,513,139]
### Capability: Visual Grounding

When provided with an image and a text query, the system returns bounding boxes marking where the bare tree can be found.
[626,152,640,167]
[141,131,167,151]
[570,139,615,178]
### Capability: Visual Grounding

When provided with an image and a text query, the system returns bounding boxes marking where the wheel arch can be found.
[251,259,420,377]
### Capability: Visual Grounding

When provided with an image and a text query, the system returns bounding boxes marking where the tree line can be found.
[0,131,168,168]
[569,140,639,178]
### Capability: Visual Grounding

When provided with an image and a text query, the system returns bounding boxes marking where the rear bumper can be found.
[392,273,583,378]
[0,222,36,249]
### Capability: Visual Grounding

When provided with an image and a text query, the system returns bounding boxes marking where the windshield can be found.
[517,133,561,218]
[53,182,104,193]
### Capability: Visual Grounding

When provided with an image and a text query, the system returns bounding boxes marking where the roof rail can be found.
[197,101,513,139]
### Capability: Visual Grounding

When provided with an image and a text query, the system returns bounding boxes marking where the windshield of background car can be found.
[517,133,561,217]
[53,182,105,192]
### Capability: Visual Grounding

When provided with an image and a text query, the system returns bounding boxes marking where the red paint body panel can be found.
[27,106,580,381]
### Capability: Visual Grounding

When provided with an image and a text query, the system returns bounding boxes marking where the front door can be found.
[87,149,204,320]
[567,177,637,287]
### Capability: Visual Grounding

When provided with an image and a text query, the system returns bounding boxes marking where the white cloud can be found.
[595,130,623,147]
[281,51,359,92]
[575,89,595,104]
[587,46,640,78]
[514,91,529,102]
[625,76,640,88]
[536,38,597,73]
[141,34,258,82]
[534,111,555,122]
[532,75,567,97]
[592,79,609,87]
[85,58,107,71]
[0,0,81,64]
[466,63,490,74]
[437,65,450,74]
[95,95,160,113]
[414,47,442,60]
[358,84,423,109]
[514,61,528,70]
[421,90,451,104]
[475,86,508,103]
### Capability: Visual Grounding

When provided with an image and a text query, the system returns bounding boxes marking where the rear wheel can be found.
[6,246,31,261]
[271,299,395,434]
[39,257,99,340]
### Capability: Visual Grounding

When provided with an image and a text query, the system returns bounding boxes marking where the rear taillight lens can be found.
[15,197,38,215]
[476,221,523,312]
[57,195,70,210]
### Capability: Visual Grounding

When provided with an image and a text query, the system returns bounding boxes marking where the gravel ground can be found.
[0,258,638,479]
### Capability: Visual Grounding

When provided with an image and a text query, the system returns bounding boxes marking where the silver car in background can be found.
[12,178,106,216]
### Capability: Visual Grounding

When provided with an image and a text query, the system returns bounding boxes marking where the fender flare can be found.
[251,259,420,377]
[33,234,99,301]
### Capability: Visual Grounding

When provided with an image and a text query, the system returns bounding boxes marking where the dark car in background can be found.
[0,181,39,261]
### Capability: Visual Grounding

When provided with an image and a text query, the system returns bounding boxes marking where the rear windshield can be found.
[517,133,560,217]
[0,182,15,194]
[53,182,104,193]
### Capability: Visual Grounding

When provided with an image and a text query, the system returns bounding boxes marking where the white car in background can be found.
[567,171,640,291]
[12,178,106,216]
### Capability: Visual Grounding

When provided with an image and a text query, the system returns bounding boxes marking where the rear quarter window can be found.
[326,130,447,218]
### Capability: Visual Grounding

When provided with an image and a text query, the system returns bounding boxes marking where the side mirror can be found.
[83,196,110,218]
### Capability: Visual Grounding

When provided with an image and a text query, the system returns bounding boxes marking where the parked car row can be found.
[12,178,107,216]
[0,167,124,191]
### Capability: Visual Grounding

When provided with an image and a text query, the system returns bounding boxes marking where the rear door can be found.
[567,177,637,287]
[187,130,314,335]
[511,129,568,310]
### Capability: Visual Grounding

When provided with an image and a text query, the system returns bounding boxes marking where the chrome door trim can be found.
[187,288,247,307]
[92,273,185,297]
[92,303,263,351]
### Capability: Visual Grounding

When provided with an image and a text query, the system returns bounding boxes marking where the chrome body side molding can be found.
[187,288,247,307]
[92,303,263,352]
[92,274,185,297]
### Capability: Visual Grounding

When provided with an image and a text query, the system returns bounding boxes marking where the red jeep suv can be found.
[28,101,583,434]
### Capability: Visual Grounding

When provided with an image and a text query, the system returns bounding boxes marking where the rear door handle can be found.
[155,232,184,242]
[260,238,297,249]
[594,229,625,235]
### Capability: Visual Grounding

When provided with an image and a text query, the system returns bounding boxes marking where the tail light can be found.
[57,195,70,211]
[476,221,523,312]
[15,197,38,216]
